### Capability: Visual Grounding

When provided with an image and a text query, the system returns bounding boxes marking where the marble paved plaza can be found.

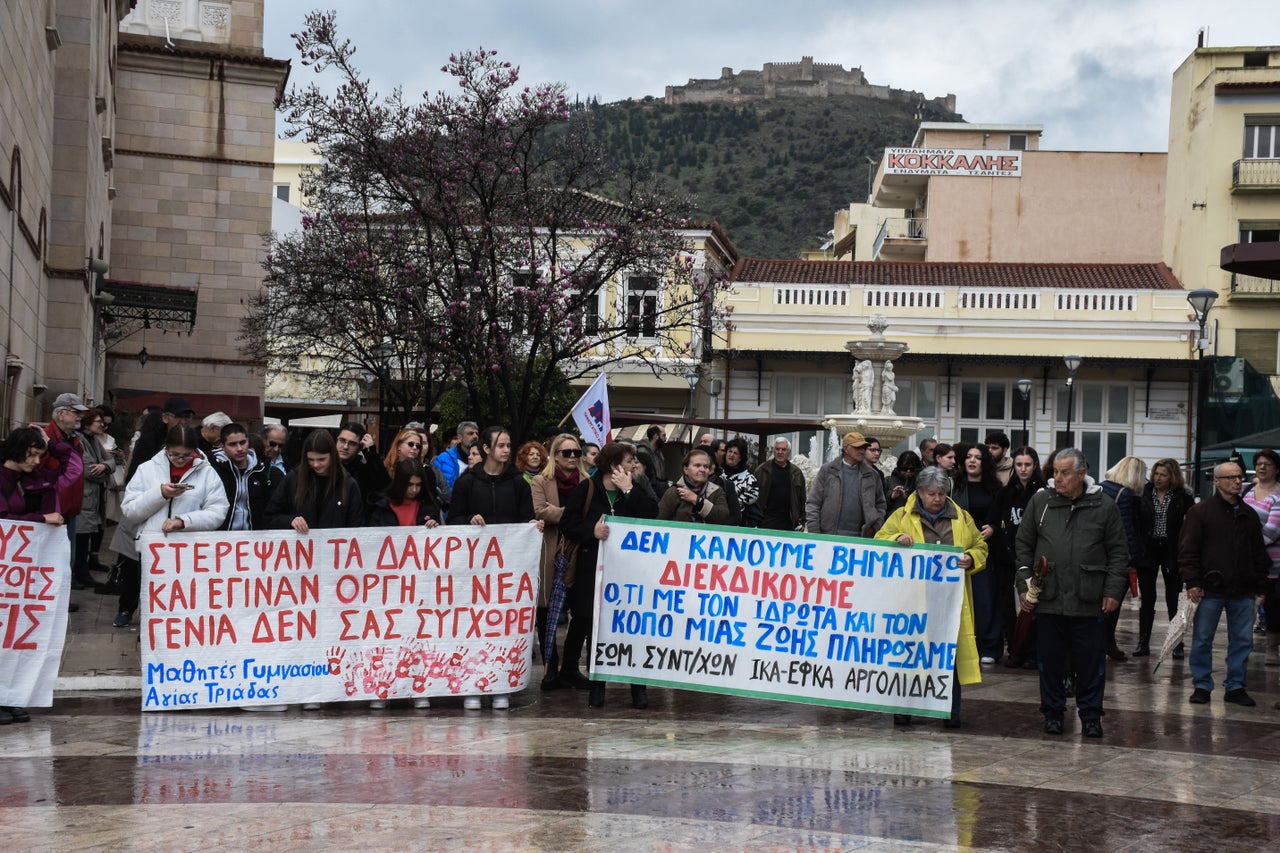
[3,590,1280,851]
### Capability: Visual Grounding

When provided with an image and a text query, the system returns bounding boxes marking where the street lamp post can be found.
[684,368,700,444]
[1187,288,1219,495]
[1063,355,1082,448]
[372,341,395,451]
[1016,378,1033,446]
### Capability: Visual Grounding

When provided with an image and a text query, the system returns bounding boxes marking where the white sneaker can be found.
[241,704,288,712]
[369,700,387,710]
[413,697,431,709]
[492,695,509,710]
[979,656,996,665]
[463,696,482,710]
[302,702,322,711]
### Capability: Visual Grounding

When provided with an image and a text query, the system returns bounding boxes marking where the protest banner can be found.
[0,520,71,709]
[138,523,540,710]
[590,519,966,717]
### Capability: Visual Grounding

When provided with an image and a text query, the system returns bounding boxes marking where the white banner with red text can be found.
[138,523,540,710]
[590,519,965,717]
[0,520,71,708]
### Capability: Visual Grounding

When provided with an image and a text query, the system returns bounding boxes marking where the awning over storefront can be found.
[109,389,262,422]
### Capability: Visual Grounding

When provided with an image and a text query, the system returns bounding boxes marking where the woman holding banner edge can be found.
[876,465,987,729]
[560,440,659,709]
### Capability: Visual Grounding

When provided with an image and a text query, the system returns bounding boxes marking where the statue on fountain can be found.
[852,360,874,413]
[880,361,898,415]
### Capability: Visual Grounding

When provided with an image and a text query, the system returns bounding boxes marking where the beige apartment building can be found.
[711,118,1193,470]
[1164,44,1280,414]
[0,0,287,434]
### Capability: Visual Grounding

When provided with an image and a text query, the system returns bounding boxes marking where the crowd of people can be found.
[2,399,1277,732]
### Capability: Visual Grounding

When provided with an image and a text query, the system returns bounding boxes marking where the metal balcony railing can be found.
[1232,158,1280,191]
[1231,272,1280,295]
[872,218,928,259]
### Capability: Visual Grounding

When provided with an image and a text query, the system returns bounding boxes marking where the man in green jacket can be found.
[1015,448,1128,738]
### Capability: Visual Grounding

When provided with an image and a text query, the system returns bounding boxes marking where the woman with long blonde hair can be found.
[1099,456,1147,661]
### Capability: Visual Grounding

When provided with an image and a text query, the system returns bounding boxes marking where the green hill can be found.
[571,95,961,259]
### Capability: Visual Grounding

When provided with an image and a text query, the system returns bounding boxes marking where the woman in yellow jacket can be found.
[876,465,987,729]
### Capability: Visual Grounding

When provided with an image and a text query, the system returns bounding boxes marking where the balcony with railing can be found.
[1232,158,1280,192]
[871,217,928,261]
[1231,272,1280,296]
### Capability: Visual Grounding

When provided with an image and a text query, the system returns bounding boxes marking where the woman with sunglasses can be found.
[114,425,229,629]
[382,429,425,478]
[531,434,590,689]
[885,451,922,514]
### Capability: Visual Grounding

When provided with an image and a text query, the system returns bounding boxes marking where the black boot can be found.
[560,668,591,690]
[587,682,605,708]
[1132,638,1150,657]
[630,685,648,710]
[893,714,912,727]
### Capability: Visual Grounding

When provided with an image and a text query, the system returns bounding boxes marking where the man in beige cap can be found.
[805,431,887,537]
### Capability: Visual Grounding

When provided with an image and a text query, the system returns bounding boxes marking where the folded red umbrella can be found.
[1009,556,1050,658]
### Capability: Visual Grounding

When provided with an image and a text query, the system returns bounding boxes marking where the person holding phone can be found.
[113,424,228,628]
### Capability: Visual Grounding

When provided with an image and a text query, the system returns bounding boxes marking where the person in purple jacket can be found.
[0,426,80,725]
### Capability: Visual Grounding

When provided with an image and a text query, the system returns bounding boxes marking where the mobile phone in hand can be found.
[173,483,195,491]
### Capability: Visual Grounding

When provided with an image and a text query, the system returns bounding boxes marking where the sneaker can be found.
[0,707,12,726]
[1188,688,1211,705]
[413,697,431,710]
[1224,689,1256,707]
[369,700,387,710]
[492,695,510,710]
[302,702,323,711]
[979,656,996,665]
[463,696,482,710]
[112,611,131,628]
[1082,719,1104,738]
[242,704,288,712]
[1043,716,1064,735]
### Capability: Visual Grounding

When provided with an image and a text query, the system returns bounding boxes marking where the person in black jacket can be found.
[266,429,363,533]
[992,446,1045,668]
[210,422,278,531]
[337,422,391,512]
[1137,458,1194,658]
[559,441,660,710]
[446,425,539,712]
[368,459,443,529]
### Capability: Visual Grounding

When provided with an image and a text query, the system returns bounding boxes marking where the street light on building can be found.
[1187,288,1218,494]
[1063,355,1082,447]
[1016,378,1033,446]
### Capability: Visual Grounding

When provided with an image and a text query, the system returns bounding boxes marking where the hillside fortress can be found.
[664,57,956,112]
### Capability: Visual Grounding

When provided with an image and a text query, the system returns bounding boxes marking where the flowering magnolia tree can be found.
[244,12,728,441]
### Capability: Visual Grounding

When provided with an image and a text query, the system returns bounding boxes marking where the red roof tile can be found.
[729,259,1183,290]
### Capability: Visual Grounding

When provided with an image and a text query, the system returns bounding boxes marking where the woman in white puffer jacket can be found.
[114,424,229,627]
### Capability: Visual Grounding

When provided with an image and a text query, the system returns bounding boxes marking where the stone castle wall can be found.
[665,57,955,113]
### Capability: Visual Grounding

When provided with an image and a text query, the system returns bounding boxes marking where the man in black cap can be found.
[126,396,196,482]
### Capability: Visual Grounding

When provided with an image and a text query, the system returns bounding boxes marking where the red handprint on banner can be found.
[508,655,527,688]
[326,646,347,675]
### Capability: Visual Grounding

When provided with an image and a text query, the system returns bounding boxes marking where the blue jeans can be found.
[1190,595,1255,693]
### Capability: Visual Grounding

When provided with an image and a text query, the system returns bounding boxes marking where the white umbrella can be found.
[1152,591,1198,675]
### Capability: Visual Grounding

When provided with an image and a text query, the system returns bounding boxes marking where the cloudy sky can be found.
[263,1,1268,152]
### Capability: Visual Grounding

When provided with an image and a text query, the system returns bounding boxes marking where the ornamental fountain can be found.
[821,315,927,461]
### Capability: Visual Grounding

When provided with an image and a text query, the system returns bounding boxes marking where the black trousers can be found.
[1037,613,1107,721]
[117,556,142,616]
[1137,537,1181,641]
[562,559,597,676]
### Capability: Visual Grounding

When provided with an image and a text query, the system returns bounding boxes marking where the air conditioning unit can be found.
[1212,357,1245,400]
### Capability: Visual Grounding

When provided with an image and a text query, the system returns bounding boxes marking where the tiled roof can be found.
[729,259,1183,290]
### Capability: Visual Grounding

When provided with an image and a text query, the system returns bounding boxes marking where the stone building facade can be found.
[0,0,287,434]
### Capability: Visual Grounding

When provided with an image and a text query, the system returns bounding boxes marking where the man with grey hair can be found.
[433,420,478,495]
[1179,460,1270,707]
[1016,448,1128,738]
[262,424,289,475]
[755,437,806,531]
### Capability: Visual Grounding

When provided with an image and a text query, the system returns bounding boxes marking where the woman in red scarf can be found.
[531,433,590,689]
